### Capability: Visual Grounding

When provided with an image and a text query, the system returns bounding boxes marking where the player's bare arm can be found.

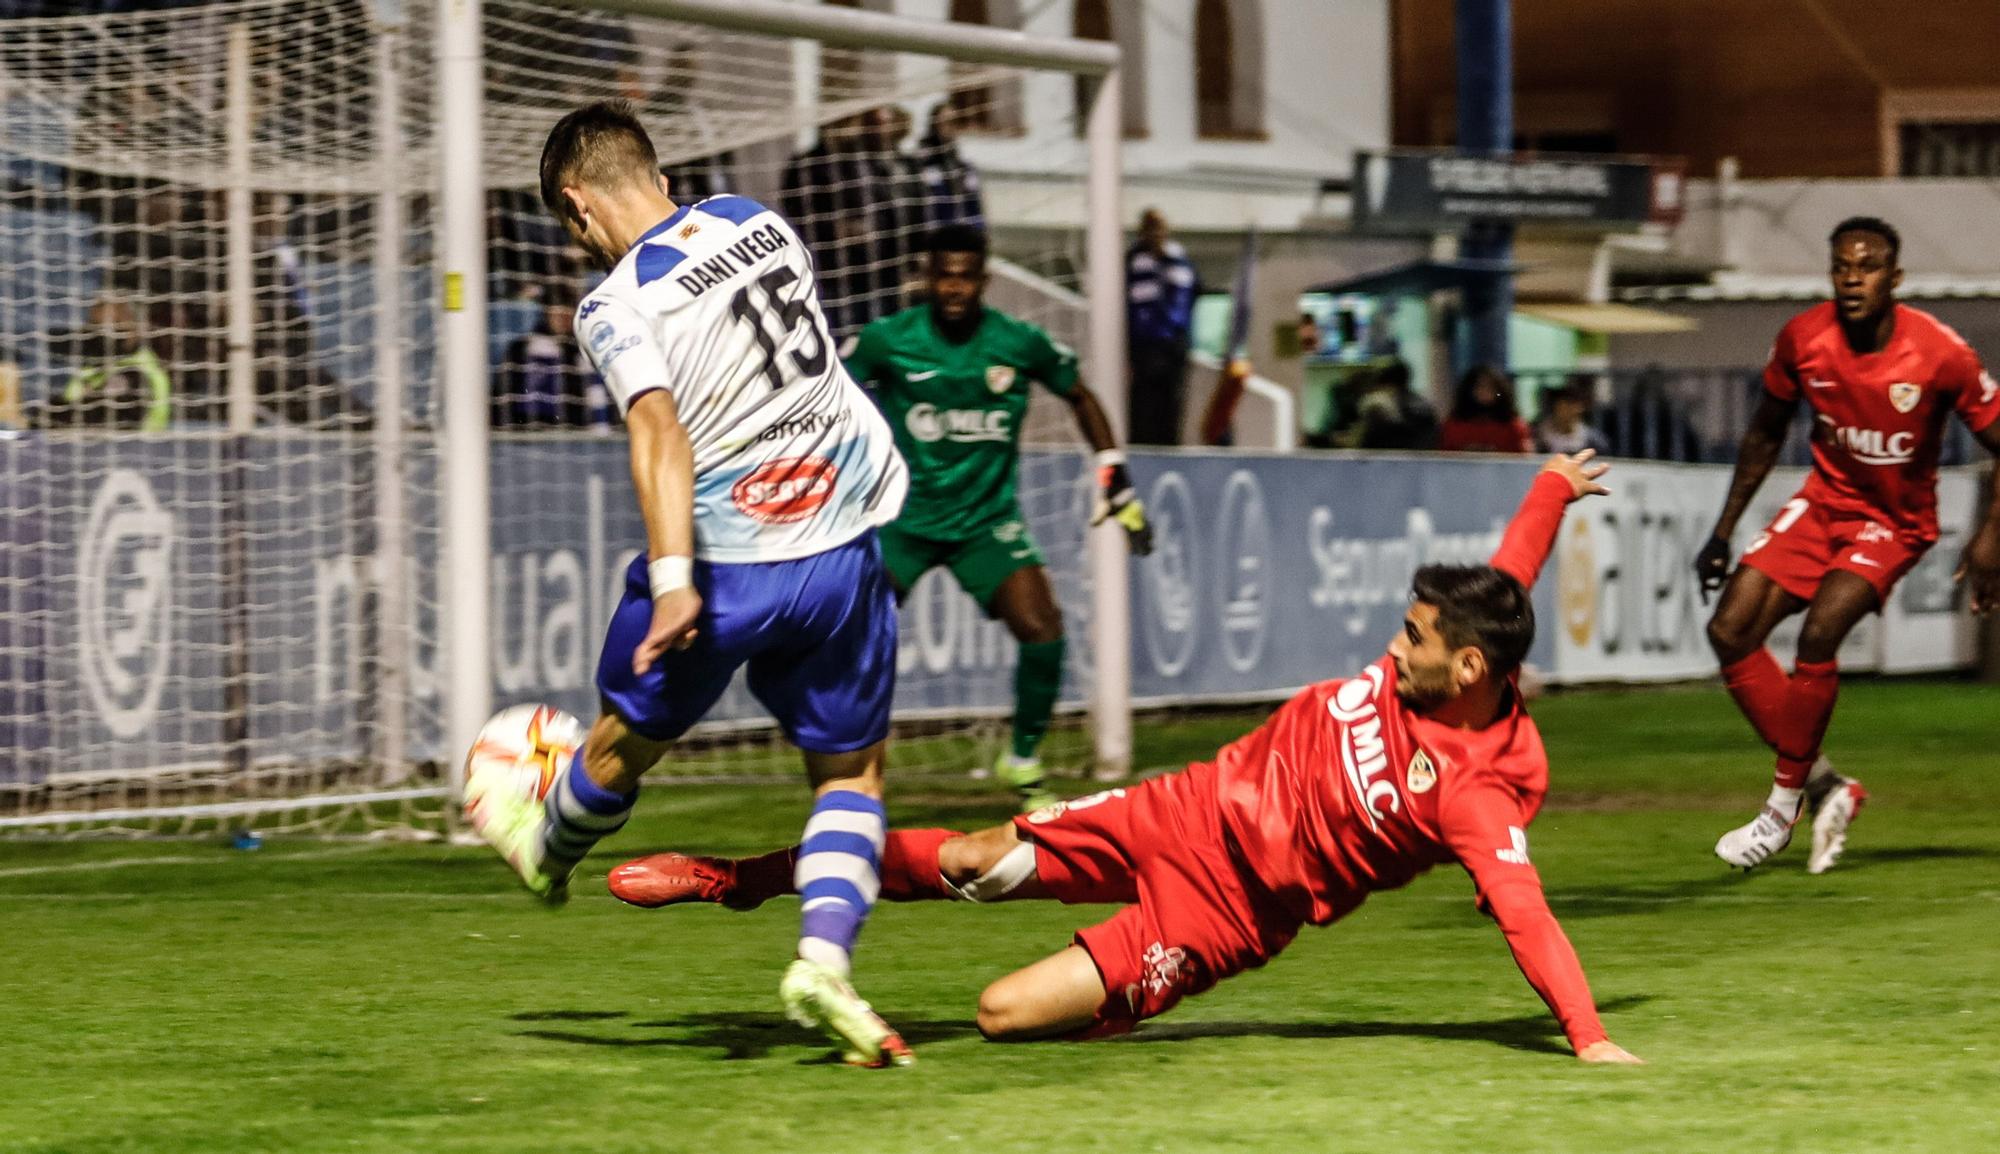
[1697,391,1797,601]
[624,389,702,671]
[1066,381,1153,555]
[1064,380,1119,456]
[1955,420,2000,614]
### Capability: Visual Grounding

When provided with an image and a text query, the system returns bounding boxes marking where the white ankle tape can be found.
[951,842,1037,903]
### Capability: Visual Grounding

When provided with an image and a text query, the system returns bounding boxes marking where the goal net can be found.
[0,0,1117,834]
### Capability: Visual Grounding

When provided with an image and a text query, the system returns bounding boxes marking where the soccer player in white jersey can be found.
[462,102,915,1067]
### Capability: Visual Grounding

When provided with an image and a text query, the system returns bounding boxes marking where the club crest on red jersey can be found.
[1888,382,1922,414]
[1406,749,1436,795]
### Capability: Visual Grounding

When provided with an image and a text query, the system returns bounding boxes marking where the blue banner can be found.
[1124,451,1551,701]
[3,436,1561,780]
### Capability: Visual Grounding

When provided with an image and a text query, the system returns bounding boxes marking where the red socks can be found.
[1774,659,1840,789]
[733,829,964,904]
[732,829,964,904]
[730,846,799,907]
[878,828,963,901]
[1721,649,1790,750]
[1722,650,1840,792]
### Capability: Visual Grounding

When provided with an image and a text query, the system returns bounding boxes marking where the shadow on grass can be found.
[1544,844,2000,917]
[1837,845,2000,865]
[1118,995,1653,1057]
[515,995,1651,1061]
[1541,872,1786,917]
[514,1010,979,1060]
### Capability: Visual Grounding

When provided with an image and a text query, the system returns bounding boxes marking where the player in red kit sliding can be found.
[613,453,1643,1064]
[1696,217,2000,873]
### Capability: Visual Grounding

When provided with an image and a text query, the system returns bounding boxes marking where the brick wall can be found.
[1392,0,2000,177]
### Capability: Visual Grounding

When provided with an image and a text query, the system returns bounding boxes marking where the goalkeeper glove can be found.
[1089,450,1153,556]
[1693,533,1732,605]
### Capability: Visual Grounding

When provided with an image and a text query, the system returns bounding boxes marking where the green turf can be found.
[2,679,1998,1153]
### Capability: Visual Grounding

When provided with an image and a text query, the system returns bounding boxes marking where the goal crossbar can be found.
[558,0,1121,74]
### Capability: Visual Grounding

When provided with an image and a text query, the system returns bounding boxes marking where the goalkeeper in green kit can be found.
[846,223,1153,810]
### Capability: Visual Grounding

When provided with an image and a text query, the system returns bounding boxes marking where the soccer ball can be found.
[464,704,585,809]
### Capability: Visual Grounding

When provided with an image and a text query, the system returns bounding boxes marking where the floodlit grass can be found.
[1,679,1996,1153]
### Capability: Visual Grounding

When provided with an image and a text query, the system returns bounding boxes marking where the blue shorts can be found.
[596,532,897,753]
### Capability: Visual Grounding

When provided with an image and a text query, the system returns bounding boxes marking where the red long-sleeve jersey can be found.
[1202,471,1607,1050]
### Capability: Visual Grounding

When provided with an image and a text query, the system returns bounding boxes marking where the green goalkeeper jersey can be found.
[845,305,1079,539]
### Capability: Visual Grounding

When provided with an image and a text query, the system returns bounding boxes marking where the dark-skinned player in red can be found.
[1698,216,2000,873]
[610,453,1645,1064]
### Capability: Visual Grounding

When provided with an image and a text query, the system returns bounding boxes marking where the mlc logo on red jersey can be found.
[1826,424,1916,466]
[1328,666,1400,829]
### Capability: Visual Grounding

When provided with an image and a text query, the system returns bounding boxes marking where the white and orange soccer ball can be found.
[463,704,585,815]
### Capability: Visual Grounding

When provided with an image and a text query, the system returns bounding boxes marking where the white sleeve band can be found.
[1093,448,1127,470]
[949,841,1038,903]
[648,555,693,600]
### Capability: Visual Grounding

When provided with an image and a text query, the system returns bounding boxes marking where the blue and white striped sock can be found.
[542,750,635,874]
[794,790,886,979]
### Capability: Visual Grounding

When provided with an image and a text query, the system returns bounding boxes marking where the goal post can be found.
[437,0,1132,787]
[437,0,492,808]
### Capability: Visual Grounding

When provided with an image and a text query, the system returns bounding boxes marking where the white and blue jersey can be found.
[577,194,907,564]
[583,195,902,753]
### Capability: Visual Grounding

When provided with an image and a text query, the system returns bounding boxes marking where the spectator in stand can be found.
[1603,366,1703,461]
[865,105,931,319]
[89,186,360,427]
[1350,359,1439,451]
[781,112,883,338]
[1533,378,1610,456]
[1439,364,1532,453]
[494,282,606,430]
[1125,208,1199,445]
[486,1,641,106]
[41,296,172,431]
[491,188,575,303]
[914,100,986,232]
[1295,310,1321,357]
[653,40,735,204]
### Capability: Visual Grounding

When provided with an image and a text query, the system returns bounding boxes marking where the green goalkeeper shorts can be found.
[879,515,1046,611]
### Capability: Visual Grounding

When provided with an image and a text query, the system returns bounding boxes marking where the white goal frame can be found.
[433,0,1133,791]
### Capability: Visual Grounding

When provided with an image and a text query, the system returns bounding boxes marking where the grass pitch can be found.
[2,679,1997,1153]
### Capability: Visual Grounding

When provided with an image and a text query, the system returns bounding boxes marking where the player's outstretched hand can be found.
[634,587,703,675]
[1540,448,1611,501]
[1576,1040,1645,1065]
[1953,525,2000,615]
[1694,533,1733,605]
[1091,460,1154,556]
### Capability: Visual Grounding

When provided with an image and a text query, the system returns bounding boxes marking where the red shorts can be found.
[1012,763,1302,1037]
[1739,493,1930,604]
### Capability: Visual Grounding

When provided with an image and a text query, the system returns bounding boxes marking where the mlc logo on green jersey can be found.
[905,401,1012,444]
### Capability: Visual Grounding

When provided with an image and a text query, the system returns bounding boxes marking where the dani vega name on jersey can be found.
[668,223,793,298]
